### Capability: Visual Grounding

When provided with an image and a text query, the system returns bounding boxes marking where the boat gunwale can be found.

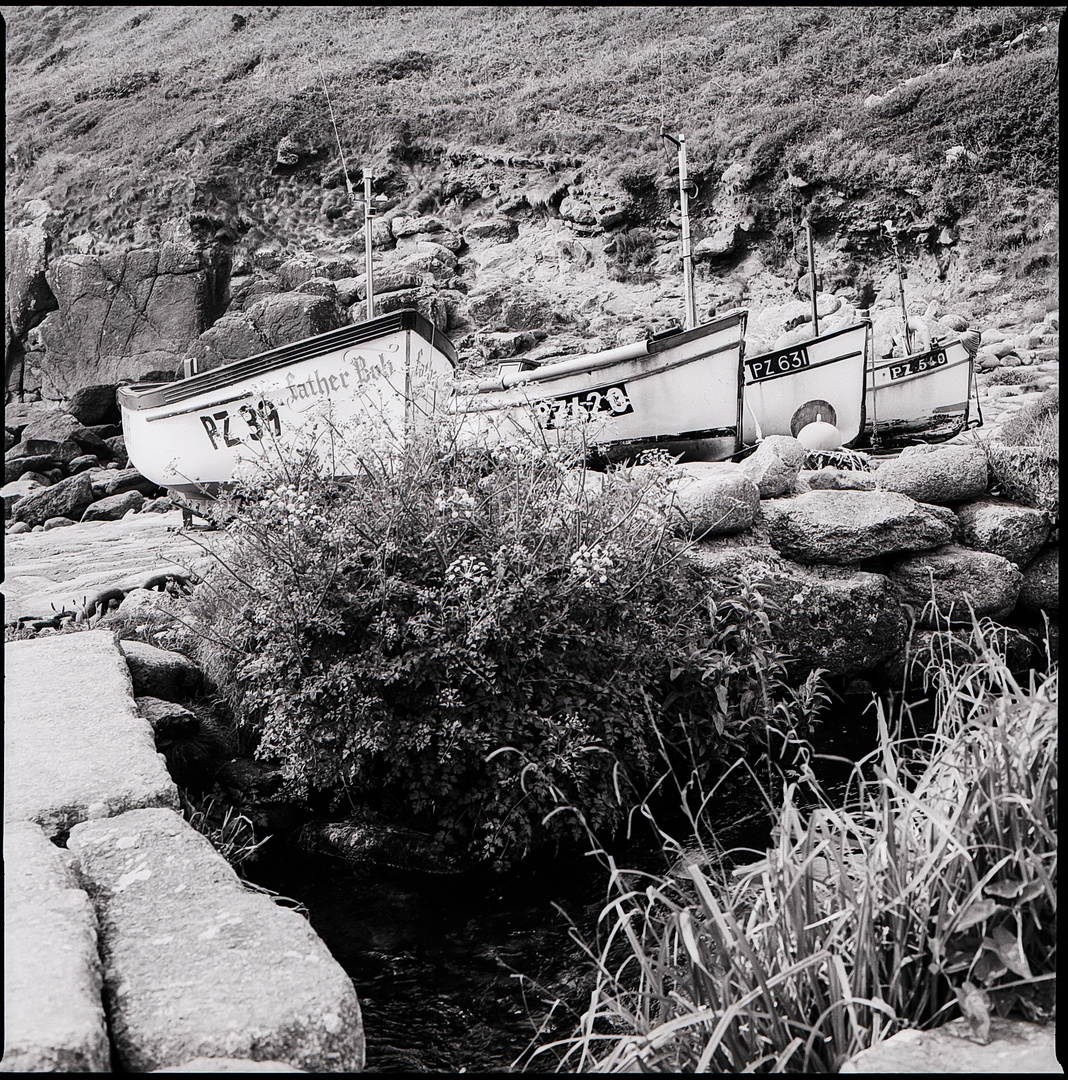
[868,340,971,388]
[744,346,867,386]
[117,309,457,413]
[494,308,747,390]
[463,334,744,409]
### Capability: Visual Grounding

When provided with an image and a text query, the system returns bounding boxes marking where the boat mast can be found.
[319,59,376,322]
[661,131,697,330]
[804,220,819,336]
[364,176,376,321]
[884,220,914,355]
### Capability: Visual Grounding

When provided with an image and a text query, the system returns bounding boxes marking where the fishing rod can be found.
[319,60,376,321]
[884,219,914,356]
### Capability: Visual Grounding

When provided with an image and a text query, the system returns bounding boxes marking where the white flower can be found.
[568,542,616,588]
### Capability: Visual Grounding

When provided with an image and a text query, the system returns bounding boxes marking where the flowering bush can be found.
[189,418,819,868]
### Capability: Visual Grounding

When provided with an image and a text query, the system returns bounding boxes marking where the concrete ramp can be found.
[4,630,178,838]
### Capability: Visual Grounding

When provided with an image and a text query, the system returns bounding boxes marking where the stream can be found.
[242,693,883,1073]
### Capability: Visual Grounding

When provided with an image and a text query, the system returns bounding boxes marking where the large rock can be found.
[6,223,59,339]
[664,464,760,538]
[739,435,808,497]
[187,312,270,374]
[1017,545,1058,617]
[117,640,203,701]
[886,545,1023,624]
[66,808,365,1073]
[875,444,989,504]
[763,489,955,564]
[81,489,144,522]
[67,384,121,426]
[4,632,179,838]
[11,470,95,527]
[2,821,111,1072]
[691,545,906,675]
[886,624,1038,690]
[954,498,1051,567]
[244,292,348,348]
[91,467,161,499]
[840,1017,1058,1073]
[38,244,230,394]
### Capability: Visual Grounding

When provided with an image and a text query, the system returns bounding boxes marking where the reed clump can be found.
[533,621,1056,1072]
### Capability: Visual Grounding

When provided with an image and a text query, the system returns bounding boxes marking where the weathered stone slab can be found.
[1018,544,1059,617]
[67,808,365,1073]
[875,443,990,504]
[762,489,954,564]
[886,545,1023,624]
[664,465,760,537]
[955,498,1051,567]
[2,821,111,1072]
[152,1060,305,1072]
[840,1016,1059,1073]
[4,631,178,838]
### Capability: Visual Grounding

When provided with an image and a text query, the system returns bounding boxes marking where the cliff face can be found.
[3,6,1059,398]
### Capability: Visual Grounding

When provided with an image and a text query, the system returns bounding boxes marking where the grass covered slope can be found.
[3,5,1059,276]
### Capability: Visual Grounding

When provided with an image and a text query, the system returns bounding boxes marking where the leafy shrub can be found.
[995,386,1059,450]
[534,620,1056,1072]
[187,417,818,869]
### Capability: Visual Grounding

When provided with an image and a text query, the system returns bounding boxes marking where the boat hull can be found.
[741,322,869,446]
[863,338,976,447]
[455,309,748,462]
[118,310,457,497]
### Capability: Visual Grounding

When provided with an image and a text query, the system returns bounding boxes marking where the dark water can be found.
[247,840,608,1073]
[243,693,884,1073]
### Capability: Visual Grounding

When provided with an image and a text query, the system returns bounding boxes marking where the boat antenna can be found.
[660,130,697,330]
[884,219,914,355]
[803,217,819,336]
[318,59,355,204]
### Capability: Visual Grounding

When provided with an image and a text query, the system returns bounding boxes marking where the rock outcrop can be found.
[35,242,231,394]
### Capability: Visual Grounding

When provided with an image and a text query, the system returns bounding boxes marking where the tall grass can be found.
[529,620,1056,1072]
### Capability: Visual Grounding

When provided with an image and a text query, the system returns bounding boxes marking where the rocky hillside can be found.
[3,5,1060,399]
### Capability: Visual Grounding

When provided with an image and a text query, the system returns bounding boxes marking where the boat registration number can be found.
[747,346,810,381]
[199,399,281,450]
[886,349,948,381]
[534,384,634,429]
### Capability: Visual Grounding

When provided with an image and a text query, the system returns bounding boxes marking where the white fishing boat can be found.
[741,320,870,446]
[860,222,982,447]
[118,309,457,503]
[455,308,748,462]
[864,333,980,447]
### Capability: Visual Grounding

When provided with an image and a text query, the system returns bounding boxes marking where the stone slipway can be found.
[3,821,112,1072]
[3,630,365,1071]
[5,630,179,838]
[2,509,206,622]
[68,808,364,1072]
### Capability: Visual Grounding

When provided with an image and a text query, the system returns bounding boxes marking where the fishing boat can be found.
[455,308,748,462]
[863,331,980,447]
[118,309,457,505]
[741,320,870,447]
[860,221,982,448]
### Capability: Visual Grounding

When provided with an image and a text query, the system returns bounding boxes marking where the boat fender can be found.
[796,421,843,451]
